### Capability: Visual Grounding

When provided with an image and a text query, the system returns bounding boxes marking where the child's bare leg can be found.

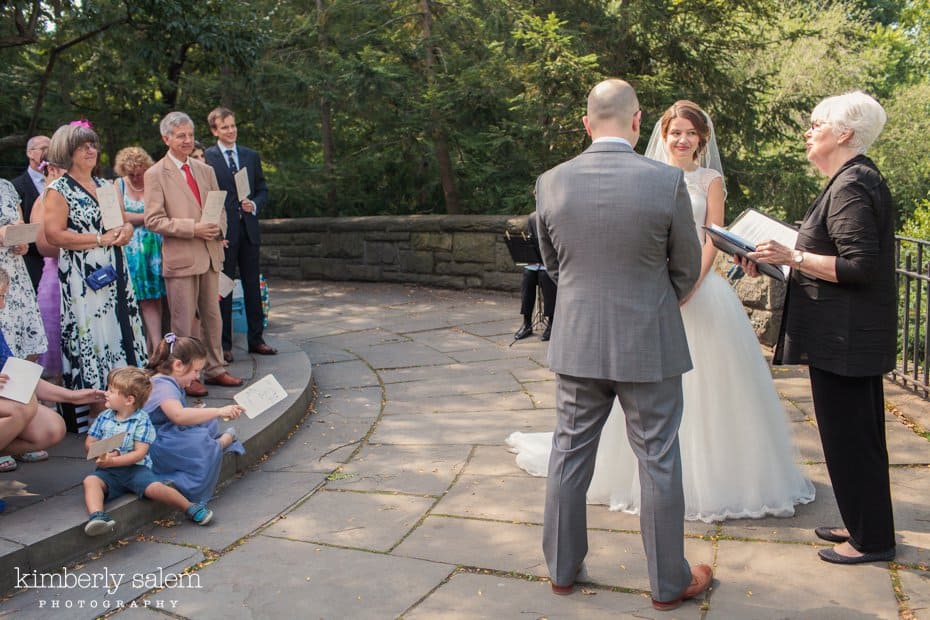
[83,476,108,514]
[143,482,192,512]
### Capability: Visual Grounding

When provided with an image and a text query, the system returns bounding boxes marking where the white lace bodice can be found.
[683,167,723,242]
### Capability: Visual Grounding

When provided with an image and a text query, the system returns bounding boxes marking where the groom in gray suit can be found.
[536,79,712,611]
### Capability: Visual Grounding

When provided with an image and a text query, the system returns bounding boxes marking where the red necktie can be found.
[181,163,202,206]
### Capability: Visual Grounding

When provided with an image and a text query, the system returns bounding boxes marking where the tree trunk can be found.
[420,0,461,214]
[163,43,191,111]
[317,0,337,215]
[29,16,128,134]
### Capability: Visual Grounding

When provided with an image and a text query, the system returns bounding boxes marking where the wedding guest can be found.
[513,212,556,342]
[10,135,49,291]
[205,107,276,360]
[44,122,147,423]
[191,141,206,162]
[744,91,896,564]
[114,147,165,354]
[0,179,47,361]
[29,159,66,381]
[83,366,214,536]
[144,111,242,397]
[0,267,105,471]
[144,334,243,504]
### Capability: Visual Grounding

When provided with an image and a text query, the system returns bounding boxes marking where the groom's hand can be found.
[734,255,760,278]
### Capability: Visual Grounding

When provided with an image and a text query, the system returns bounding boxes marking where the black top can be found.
[774,155,896,376]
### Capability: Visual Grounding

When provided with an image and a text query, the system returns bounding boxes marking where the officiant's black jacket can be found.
[774,155,896,376]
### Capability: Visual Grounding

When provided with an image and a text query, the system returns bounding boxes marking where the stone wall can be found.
[260,215,785,345]
[260,215,527,291]
[711,254,786,346]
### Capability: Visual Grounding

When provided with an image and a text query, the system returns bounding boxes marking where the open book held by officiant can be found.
[703,209,798,281]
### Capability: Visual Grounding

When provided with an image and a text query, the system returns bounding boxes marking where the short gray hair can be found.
[160,111,194,138]
[47,124,100,170]
[811,91,887,155]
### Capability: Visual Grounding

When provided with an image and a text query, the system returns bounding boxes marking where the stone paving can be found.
[1,279,929,619]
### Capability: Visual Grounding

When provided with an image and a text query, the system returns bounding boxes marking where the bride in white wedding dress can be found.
[507,100,815,522]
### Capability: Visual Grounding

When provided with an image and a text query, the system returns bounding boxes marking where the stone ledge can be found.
[0,337,313,595]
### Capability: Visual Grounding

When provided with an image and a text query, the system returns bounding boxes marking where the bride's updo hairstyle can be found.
[659,100,710,161]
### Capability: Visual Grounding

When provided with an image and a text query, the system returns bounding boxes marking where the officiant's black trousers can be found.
[810,366,895,552]
[520,267,556,319]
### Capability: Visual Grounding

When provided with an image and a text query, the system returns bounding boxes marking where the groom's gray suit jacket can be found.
[536,140,702,599]
[535,141,700,382]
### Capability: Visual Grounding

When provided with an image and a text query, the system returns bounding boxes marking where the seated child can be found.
[82,367,214,536]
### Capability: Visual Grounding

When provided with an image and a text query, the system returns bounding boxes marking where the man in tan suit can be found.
[144,111,243,396]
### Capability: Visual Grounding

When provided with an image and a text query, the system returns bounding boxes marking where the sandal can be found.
[14,451,48,463]
[0,456,17,472]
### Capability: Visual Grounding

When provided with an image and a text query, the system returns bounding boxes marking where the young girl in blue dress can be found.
[143,334,244,503]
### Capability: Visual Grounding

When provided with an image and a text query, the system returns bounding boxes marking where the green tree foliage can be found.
[0,0,927,230]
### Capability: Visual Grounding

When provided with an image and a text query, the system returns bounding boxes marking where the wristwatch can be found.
[792,250,804,268]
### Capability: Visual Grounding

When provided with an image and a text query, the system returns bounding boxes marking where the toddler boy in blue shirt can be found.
[83,367,215,536]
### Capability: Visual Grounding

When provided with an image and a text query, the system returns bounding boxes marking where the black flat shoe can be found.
[514,324,533,340]
[815,526,850,543]
[818,547,895,565]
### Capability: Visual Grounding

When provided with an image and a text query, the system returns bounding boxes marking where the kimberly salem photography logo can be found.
[15,566,200,610]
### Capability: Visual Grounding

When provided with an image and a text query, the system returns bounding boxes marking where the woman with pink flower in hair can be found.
[43,121,147,426]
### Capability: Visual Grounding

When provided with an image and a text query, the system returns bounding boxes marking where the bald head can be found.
[583,79,641,143]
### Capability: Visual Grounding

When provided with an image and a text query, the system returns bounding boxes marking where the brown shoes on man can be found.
[205,372,244,387]
[248,343,277,355]
[651,563,713,611]
[185,379,208,397]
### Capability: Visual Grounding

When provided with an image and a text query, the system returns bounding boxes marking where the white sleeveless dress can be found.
[507,167,815,522]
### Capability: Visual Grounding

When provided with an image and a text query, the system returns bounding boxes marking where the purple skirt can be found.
[36,257,61,375]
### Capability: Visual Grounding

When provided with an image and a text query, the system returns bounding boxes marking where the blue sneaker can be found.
[185,502,213,525]
[85,511,116,536]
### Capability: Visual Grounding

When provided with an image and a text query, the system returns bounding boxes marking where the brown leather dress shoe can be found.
[550,562,588,595]
[204,372,244,387]
[185,379,208,397]
[248,343,278,355]
[652,563,713,611]
[223,350,234,363]
[550,582,573,595]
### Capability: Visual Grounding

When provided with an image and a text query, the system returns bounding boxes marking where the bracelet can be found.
[95,232,102,247]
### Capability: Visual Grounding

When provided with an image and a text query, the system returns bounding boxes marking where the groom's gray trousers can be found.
[543,372,692,602]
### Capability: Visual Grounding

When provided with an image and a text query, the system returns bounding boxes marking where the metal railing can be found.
[892,235,930,396]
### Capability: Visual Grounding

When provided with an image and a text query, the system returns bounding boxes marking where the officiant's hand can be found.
[748,240,793,266]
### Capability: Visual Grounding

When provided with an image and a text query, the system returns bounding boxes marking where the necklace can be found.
[125,178,144,193]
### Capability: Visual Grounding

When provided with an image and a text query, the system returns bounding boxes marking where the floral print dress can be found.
[117,178,165,300]
[50,174,147,390]
[0,179,47,358]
